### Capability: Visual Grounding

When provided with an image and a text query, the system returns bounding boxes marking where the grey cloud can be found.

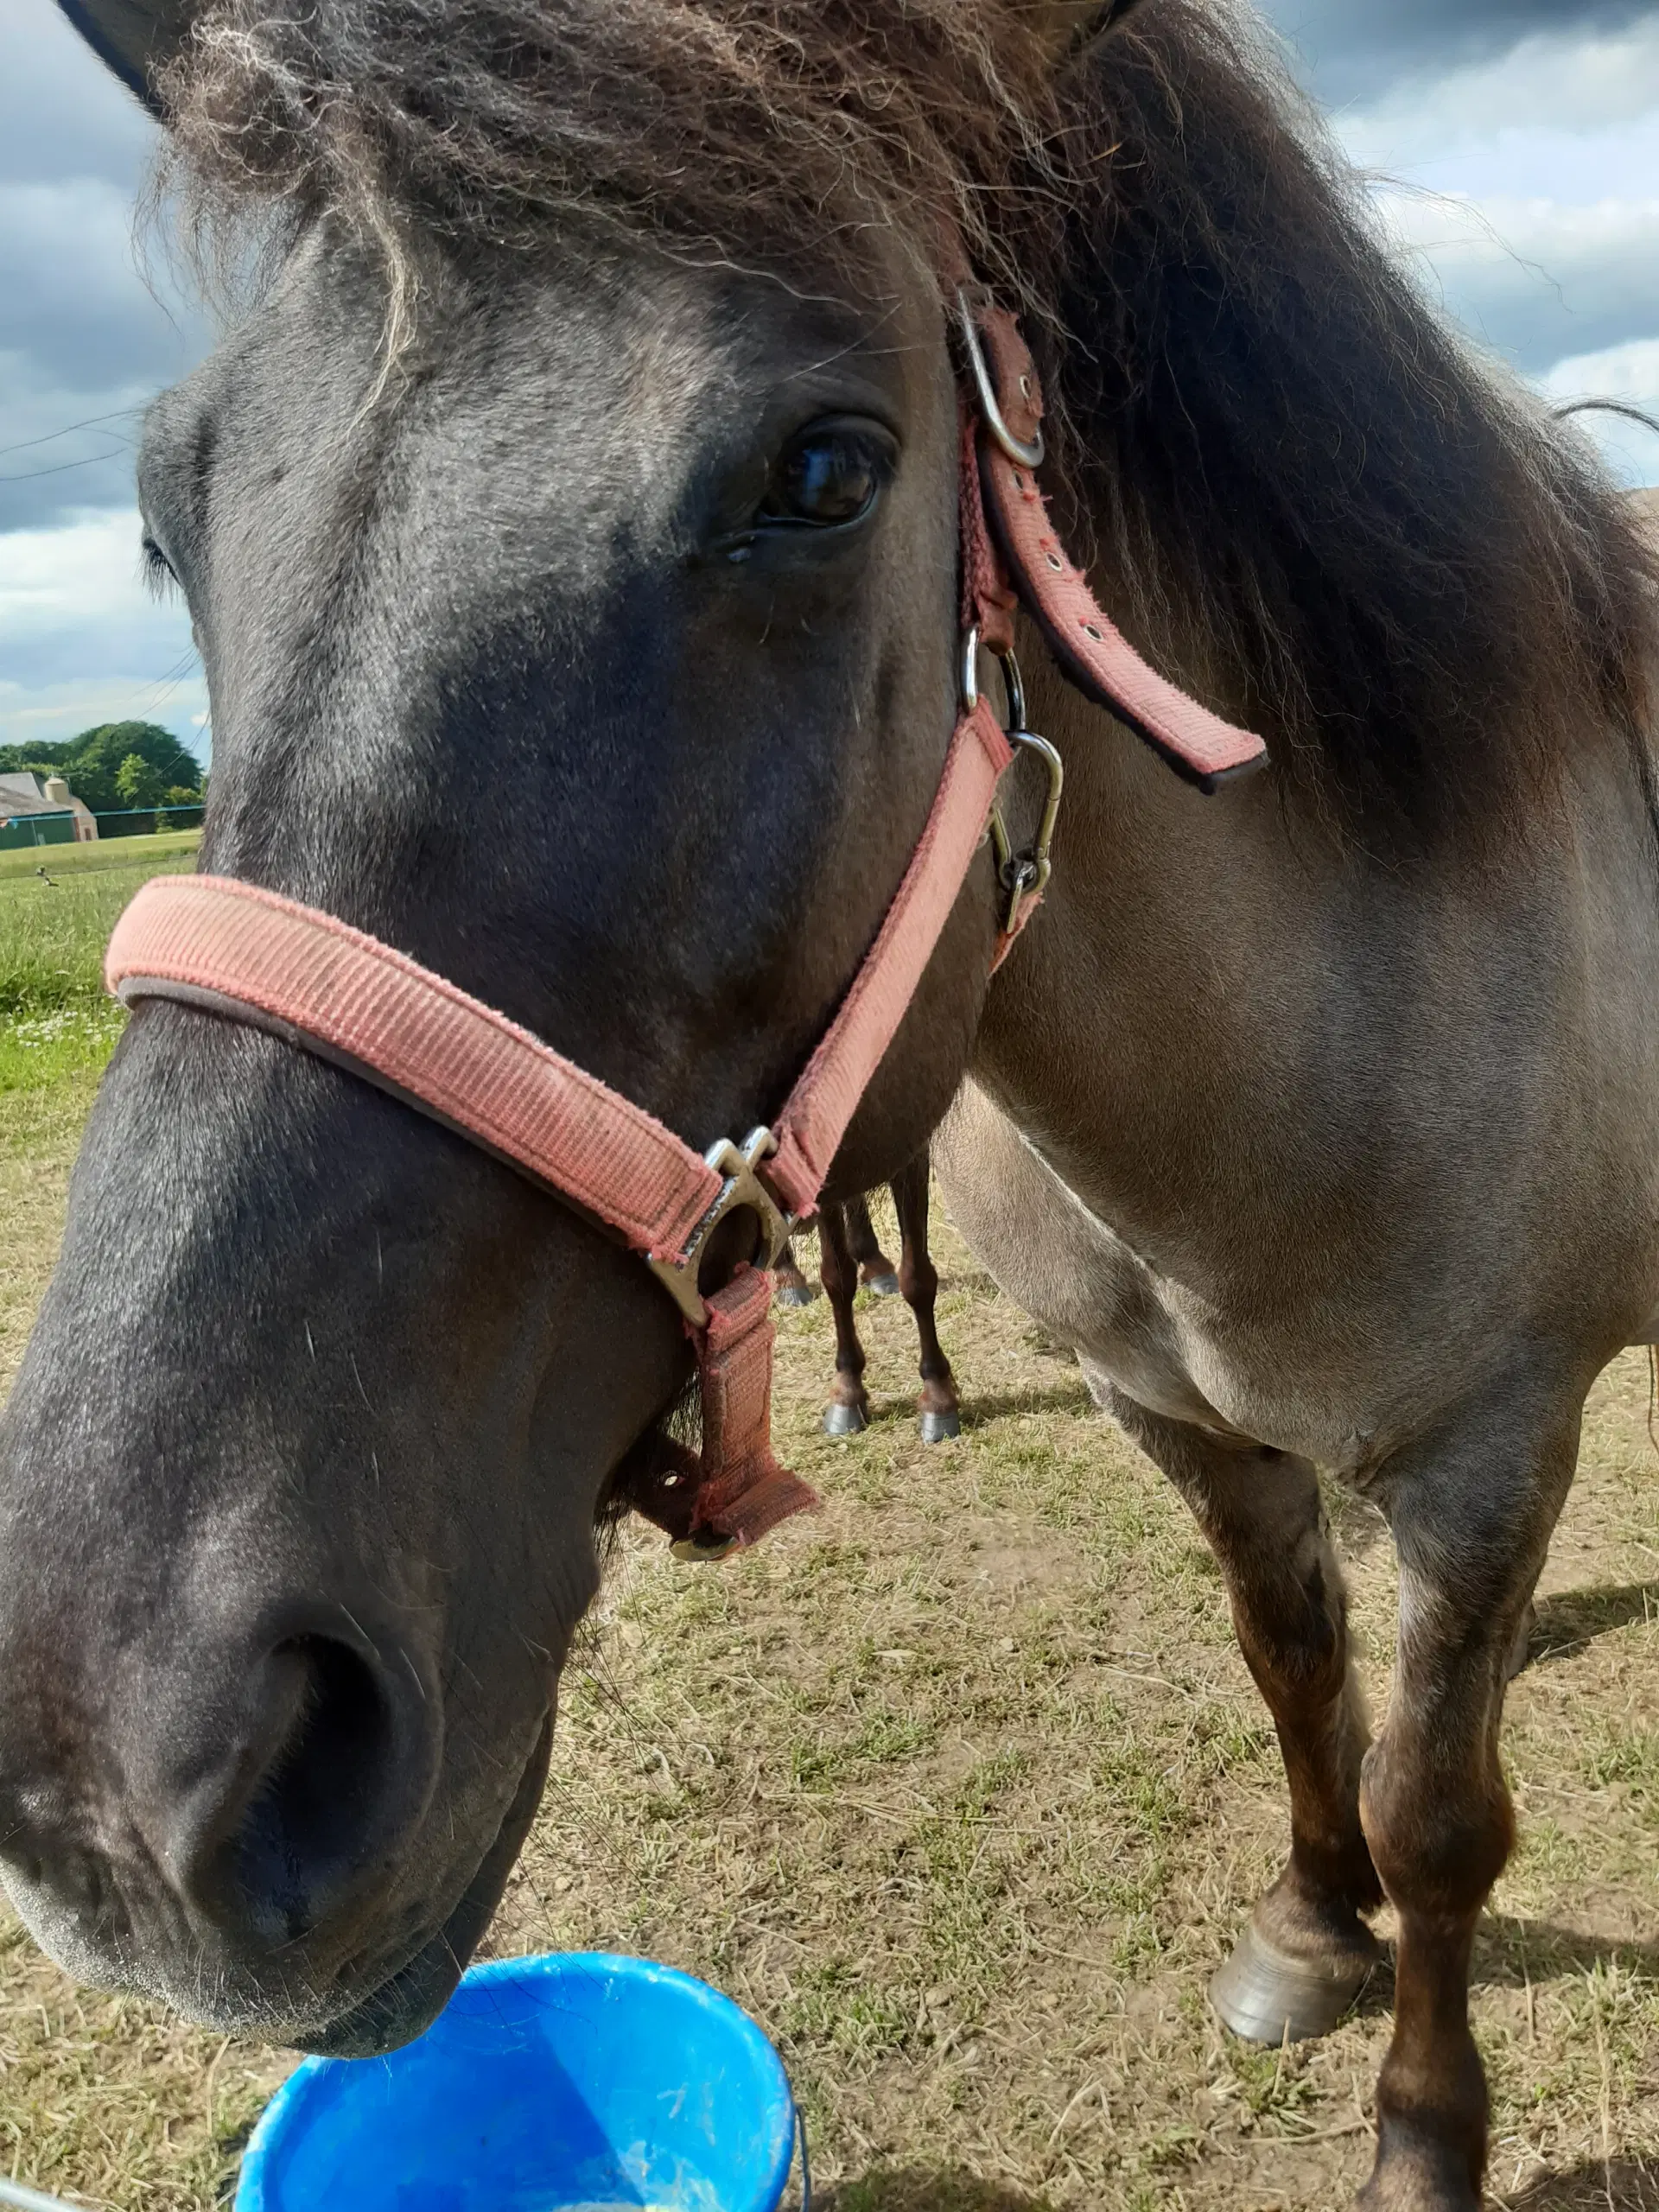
[0,1,156,188]
[1437,247,1659,374]
[1259,0,1659,100]
[1373,191,1659,374]
[0,377,149,531]
[0,3,207,531]
[0,179,204,387]
[2,613,195,698]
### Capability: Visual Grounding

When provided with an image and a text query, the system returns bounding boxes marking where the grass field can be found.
[0,834,202,1092]
[3,861,1659,2208]
[0,833,204,883]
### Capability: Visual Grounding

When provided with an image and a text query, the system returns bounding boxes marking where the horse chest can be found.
[936,1077,1388,1465]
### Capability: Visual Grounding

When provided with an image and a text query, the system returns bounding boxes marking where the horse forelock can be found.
[154,0,1072,330]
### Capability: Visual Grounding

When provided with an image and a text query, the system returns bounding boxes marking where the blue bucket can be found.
[236,1953,803,2212]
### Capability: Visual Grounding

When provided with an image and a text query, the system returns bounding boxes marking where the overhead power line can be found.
[0,406,143,461]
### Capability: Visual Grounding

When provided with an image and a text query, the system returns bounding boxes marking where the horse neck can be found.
[971,626,1306,1168]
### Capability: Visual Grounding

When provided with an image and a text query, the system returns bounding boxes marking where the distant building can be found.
[0,772,99,849]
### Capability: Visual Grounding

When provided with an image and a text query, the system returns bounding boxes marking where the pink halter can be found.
[105,300,1263,1559]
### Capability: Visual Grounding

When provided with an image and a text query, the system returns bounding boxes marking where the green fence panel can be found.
[0,814,76,852]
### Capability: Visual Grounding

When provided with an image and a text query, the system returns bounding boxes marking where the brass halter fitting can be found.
[645,1126,795,1329]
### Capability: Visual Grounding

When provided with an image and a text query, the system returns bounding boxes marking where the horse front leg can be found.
[890,1153,961,1441]
[844,1193,899,1296]
[1101,1384,1383,2043]
[1356,1390,1580,2211]
[818,1202,872,1435]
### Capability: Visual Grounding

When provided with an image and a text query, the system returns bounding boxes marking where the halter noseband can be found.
[105,298,1264,1560]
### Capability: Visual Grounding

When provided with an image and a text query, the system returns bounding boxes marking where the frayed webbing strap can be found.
[678,1267,817,1548]
[615,1268,818,1554]
[974,308,1266,794]
[766,695,1012,1220]
[958,409,1018,655]
[105,873,725,1262]
[762,399,1020,1221]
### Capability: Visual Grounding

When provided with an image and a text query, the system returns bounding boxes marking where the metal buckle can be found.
[957,290,1045,470]
[966,631,1065,939]
[646,1125,795,1330]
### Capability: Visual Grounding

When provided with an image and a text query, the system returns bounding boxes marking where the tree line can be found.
[0,722,206,832]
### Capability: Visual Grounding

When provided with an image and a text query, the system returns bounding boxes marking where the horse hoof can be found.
[862,1271,901,1298]
[775,1283,816,1307]
[1210,1920,1376,2045]
[919,1408,962,1443]
[823,1402,868,1437]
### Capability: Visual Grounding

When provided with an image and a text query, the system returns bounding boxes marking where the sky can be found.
[3,0,1659,760]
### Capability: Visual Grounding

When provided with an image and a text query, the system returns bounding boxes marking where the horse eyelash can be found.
[141,534,179,594]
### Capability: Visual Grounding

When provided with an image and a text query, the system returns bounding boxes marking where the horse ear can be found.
[54,0,194,115]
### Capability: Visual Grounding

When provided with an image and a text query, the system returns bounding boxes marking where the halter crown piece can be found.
[105,300,1264,1560]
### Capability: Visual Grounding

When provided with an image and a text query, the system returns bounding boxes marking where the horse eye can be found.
[142,531,177,585]
[765,422,891,529]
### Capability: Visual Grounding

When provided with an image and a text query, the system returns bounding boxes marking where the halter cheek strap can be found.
[968,307,1263,794]
[104,301,1263,1561]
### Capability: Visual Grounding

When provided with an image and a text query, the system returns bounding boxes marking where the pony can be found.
[776,1154,963,1442]
[4,3,1656,2206]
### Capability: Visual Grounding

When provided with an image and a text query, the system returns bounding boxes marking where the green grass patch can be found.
[0,1003,127,1093]
[0,836,198,1022]
[0,829,201,881]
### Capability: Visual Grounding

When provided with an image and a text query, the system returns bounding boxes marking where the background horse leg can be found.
[891,1154,961,1442]
[1355,1389,1580,2212]
[772,1236,816,1307]
[845,1194,900,1296]
[819,1203,872,1435]
[1102,1384,1382,2044]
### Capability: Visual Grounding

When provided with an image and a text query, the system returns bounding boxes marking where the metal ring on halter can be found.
[645,1125,796,1329]
[961,626,1027,729]
[956,290,1045,469]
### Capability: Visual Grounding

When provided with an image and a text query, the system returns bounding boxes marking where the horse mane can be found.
[161,0,1657,842]
[1042,7,1659,840]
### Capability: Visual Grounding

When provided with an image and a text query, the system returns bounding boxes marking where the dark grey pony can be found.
[4,4,1656,2208]
[775,1154,963,1442]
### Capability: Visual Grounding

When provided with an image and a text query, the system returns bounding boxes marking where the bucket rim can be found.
[235,1949,798,2212]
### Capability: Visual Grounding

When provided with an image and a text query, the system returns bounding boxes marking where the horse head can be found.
[0,0,1140,2057]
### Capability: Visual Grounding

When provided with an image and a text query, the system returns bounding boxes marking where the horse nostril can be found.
[207,1634,414,1949]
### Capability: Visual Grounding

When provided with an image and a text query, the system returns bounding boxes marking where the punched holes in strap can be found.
[963,306,1268,794]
